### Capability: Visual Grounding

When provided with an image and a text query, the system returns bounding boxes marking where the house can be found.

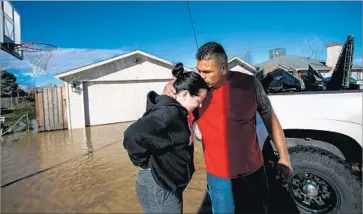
[254,55,331,74]
[350,67,363,88]
[188,57,256,75]
[322,43,363,85]
[228,57,257,75]
[254,43,363,87]
[55,50,193,129]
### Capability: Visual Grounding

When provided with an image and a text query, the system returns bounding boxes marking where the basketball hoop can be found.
[14,42,57,76]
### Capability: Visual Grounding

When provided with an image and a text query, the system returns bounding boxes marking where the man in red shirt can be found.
[164,42,292,213]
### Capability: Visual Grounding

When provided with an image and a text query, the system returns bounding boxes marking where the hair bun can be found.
[172,62,184,78]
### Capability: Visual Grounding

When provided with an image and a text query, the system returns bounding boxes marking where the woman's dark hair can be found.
[172,62,209,96]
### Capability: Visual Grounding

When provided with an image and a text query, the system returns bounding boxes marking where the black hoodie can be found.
[123,91,195,193]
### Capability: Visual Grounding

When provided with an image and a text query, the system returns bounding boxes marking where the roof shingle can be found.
[254,55,331,71]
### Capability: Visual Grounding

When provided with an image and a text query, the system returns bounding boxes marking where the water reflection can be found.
[84,128,94,156]
[1,122,207,213]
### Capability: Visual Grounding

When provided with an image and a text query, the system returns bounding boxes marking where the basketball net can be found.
[15,42,57,76]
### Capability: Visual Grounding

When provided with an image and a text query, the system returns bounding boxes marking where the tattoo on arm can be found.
[255,77,273,120]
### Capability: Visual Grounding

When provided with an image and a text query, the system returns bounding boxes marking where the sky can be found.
[1,1,362,87]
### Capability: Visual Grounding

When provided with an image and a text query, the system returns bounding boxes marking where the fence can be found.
[1,97,29,109]
[35,86,68,132]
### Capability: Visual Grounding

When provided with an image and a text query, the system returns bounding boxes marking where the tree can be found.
[1,70,26,97]
[241,48,253,64]
[300,35,325,60]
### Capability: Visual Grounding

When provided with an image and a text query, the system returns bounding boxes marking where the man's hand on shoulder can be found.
[163,78,177,98]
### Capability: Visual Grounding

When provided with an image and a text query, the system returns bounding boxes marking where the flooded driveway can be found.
[1,122,207,213]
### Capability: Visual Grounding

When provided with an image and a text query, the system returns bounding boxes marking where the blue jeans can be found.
[206,167,269,214]
[207,173,235,213]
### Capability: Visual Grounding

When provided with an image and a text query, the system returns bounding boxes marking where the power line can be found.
[186,1,199,48]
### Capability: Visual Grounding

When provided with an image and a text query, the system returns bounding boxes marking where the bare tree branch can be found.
[300,35,325,60]
[241,48,253,64]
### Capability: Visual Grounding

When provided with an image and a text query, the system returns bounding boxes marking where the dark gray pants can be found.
[136,169,183,213]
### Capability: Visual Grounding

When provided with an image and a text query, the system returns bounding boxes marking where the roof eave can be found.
[54,50,193,79]
[228,57,257,72]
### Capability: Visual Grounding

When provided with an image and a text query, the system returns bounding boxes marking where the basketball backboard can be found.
[0,1,23,60]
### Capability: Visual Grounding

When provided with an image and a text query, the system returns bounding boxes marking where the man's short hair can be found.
[196,42,228,66]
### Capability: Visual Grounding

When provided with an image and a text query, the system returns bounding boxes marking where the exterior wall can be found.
[351,69,363,89]
[84,81,168,126]
[65,58,173,129]
[65,82,85,129]
[325,44,343,77]
[91,60,173,81]
[351,70,363,80]
[326,45,343,68]
[230,65,254,75]
[58,53,174,83]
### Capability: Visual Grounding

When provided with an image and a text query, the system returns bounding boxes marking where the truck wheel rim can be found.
[290,171,340,213]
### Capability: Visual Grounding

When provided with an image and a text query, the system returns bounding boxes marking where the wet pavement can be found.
[1,122,207,213]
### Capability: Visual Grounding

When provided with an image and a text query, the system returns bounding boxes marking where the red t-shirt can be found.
[190,72,267,179]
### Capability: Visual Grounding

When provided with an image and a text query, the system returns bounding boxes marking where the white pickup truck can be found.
[195,90,362,214]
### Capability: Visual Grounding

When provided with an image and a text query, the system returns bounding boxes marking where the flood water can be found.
[1,122,207,213]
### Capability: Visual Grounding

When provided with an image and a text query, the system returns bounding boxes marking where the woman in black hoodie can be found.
[123,63,209,213]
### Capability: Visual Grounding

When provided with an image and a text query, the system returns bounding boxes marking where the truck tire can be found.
[289,145,362,214]
[286,138,345,160]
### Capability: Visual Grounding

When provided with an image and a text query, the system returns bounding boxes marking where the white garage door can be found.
[84,81,168,126]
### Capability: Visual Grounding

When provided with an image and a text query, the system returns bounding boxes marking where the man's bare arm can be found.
[263,111,291,165]
[254,77,292,169]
